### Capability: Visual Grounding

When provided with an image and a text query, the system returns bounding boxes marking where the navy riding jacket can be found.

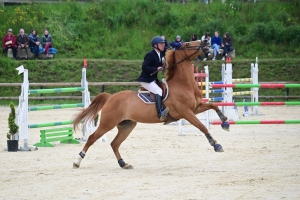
[137,49,163,83]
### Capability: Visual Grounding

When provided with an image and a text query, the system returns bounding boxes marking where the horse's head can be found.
[165,40,208,81]
[178,40,208,61]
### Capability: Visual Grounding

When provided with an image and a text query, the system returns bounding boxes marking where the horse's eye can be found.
[186,43,190,47]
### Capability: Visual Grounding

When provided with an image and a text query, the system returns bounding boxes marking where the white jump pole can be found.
[80,63,107,142]
[204,65,210,130]
[222,62,239,121]
[251,57,259,115]
[15,64,106,149]
[16,66,29,150]
[81,67,88,141]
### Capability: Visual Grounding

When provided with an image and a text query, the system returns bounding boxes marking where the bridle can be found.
[175,42,204,65]
[150,41,205,76]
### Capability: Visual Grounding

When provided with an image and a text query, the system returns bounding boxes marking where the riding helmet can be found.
[151,36,165,47]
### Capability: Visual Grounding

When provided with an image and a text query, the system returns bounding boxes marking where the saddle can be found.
[137,78,168,104]
[137,78,178,125]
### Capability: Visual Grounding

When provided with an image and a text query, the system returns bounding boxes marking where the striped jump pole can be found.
[29,103,84,111]
[211,84,300,88]
[232,91,254,96]
[221,58,259,116]
[232,78,253,83]
[202,89,224,94]
[29,87,85,94]
[208,97,224,101]
[211,120,300,125]
[213,101,300,106]
[199,78,253,86]
[198,81,223,86]
[29,120,73,128]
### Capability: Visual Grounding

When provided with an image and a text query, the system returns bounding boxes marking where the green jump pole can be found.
[29,87,85,94]
[29,120,73,128]
[29,103,84,111]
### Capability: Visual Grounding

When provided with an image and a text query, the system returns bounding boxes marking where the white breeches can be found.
[140,81,162,96]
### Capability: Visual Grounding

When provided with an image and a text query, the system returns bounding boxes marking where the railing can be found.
[1,81,299,101]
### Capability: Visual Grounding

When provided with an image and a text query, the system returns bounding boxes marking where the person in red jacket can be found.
[2,28,17,59]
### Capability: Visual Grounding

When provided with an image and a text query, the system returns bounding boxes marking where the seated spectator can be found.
[170,35,183,50]
[221,32,234,60]
[16,28,29,60]
[42,29,53,57]
[2,28,17,59]
[211,31,222,61]
[201,32,211,61]
[190,33,201,61]
[29,29,40,59]
[161,35,171,58]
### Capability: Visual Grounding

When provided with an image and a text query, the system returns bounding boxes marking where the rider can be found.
[137,36,169,121]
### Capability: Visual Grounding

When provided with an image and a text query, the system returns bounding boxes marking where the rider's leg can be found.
[140,81,169,121]
[155,94,169,121]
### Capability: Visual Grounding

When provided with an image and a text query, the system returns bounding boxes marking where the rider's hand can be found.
[157,66,164,72]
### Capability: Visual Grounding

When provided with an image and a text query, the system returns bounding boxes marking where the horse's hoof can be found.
[122,163,134,169]
[214,144,224,152]
[73,163,80,168]
[221,121,230,131]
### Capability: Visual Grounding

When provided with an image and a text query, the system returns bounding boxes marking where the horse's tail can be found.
[73,92,112,132]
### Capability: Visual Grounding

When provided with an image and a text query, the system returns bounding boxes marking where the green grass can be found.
[0,1,300,59]
[0,1,300,105]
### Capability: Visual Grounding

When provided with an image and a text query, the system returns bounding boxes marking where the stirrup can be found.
[159,107,169,121]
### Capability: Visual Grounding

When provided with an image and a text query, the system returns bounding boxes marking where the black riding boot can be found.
[155,94,169,121]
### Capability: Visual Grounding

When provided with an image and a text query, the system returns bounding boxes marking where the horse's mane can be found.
[165,50,176,81]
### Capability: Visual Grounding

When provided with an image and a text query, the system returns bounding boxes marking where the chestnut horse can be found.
[73,40,229,169]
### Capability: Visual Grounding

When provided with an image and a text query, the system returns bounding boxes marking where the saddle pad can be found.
[137,78,169,104]
[138,93,155,104]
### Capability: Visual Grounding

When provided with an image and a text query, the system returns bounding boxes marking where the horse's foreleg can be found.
[111,120,137,169]
[183,110,224,152]
[73,124,115,169]
[194,103,229,131]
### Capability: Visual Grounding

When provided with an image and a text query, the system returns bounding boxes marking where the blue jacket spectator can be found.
[170,35,183,50]
[211,35,222,46]
[211,31,222,61]
[29,29,40,59]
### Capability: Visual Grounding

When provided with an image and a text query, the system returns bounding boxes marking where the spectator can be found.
[190,33,201,61]
[2,28,17,59]
[201,32,211,61]
[161,35,171,58]
[170,35,183,50]
[42,29,53,57]
[221,32,234,60]
[211,31,222,61]
[29,29,40,59]
[16,28,29,60]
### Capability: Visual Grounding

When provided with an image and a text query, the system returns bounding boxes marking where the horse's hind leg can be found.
[73,122,116,168]
[194,103,229,131]
[111,120,137,169]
